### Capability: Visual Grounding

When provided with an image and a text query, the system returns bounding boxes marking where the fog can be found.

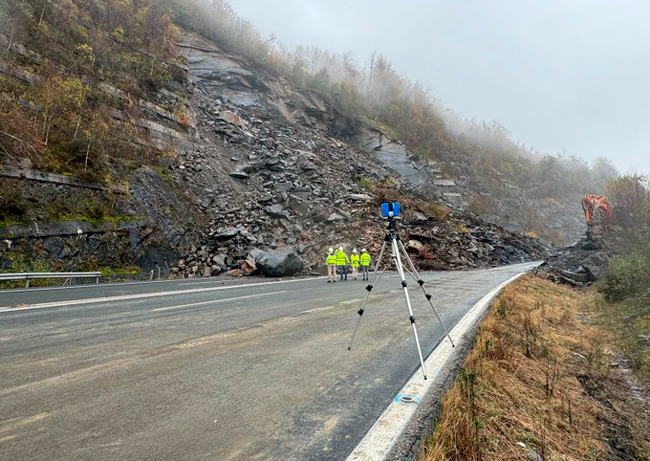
[228,0,650,175]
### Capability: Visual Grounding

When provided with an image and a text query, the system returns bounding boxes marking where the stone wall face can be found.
[0,167,200,276]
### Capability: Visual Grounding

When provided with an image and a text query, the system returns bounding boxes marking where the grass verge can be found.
[420,275,649,461]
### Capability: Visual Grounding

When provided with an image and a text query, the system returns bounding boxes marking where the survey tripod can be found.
[347,215,455,380]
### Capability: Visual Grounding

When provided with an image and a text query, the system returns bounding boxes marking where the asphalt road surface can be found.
[0,262,538,460]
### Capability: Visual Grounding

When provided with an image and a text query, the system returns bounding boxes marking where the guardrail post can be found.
[26,278,30,288]
[96,276,100,284]
[157,265,161,280]
[150,270,154,281]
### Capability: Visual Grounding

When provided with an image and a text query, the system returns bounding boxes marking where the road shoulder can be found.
[347,271,528,461]
[419,275,650,461]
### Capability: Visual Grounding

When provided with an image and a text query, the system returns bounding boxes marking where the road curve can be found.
[0,262,537,460]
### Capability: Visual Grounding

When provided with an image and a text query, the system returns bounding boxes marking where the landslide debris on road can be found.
[420,275,650,461]
[536,236,610,286]
[170,180,552,278]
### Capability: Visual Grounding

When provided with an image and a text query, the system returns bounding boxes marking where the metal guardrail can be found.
[0,272,101,288]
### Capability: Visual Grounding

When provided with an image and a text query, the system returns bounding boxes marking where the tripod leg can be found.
[392,238,428,380]
[398,240,455,348]
[402,263,419,283]
[348,241,388,351]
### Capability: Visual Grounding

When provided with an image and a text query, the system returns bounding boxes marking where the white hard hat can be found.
[353,248,358,253]
[362,248,367,252]
[329,248,334,252]
[338,247,343,251]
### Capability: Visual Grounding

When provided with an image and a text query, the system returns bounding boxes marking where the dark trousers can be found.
[338,266,347,280]
[361,266,369,280]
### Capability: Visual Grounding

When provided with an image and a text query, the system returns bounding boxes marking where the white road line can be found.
[301,305,335,315]
[151,291,287,312]
[0,278,192,294]
[339,298,363,305]
[178,281,226,286]
[0,277,327,312]
[346,271,529,461]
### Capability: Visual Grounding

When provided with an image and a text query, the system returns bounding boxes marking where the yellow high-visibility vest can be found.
[350,254,360,267]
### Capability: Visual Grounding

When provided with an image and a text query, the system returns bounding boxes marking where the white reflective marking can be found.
[339,298,363,305]
[151,291,287,312]
[178,281,225,286]
[301,306,335,314]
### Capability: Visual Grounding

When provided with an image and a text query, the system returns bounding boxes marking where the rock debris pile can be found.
[536,237,610,285]
[168,32,553,279]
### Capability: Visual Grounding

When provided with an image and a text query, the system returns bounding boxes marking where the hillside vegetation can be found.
[0,0,188,181]
[598,175,650,374]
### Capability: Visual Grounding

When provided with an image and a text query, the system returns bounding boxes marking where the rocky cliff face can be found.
[165,32,551,278]
[1,30,553,278]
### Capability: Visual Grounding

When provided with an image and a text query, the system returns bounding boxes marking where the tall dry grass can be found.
[421,275,609,461]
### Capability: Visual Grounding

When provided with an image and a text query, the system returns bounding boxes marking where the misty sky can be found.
[227,0,650,175]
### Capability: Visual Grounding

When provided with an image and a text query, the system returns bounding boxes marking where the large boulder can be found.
[581,252,610,280]
[217,110,246,128]
[212,227,239,241]
[265,204,290,220]
[249,247,304,277]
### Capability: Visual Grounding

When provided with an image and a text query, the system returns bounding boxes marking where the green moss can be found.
[100,266,140,277]
[57,215,138,227]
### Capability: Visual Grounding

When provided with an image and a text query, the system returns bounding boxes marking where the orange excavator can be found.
[582,194,613,242]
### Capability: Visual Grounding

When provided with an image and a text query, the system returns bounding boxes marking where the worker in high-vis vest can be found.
[350,249,360,280]
[335,247,349,281]
[360,249,371,281]
[325,247,337,283]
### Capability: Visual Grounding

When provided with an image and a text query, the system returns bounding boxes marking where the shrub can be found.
[358,177,372,189]
[419,201,451,222]
[468,195,496,215]
[599,237,650,305]
[0,193,29,224]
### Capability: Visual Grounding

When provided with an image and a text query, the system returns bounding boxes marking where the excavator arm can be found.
[582,194,613,224]
[582,194,613,245]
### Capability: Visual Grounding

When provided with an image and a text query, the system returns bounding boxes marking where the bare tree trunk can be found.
[7,25,15,52]
[38,2,46,26]
[72,85,87,141]
[84,139,91,171]
[367,51,377,95]
[73,117,81,140]
[41,110,48,141]
[44,120,51,146]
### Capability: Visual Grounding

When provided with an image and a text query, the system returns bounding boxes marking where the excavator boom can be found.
[582,194,613,224]
[582,194,613,244]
